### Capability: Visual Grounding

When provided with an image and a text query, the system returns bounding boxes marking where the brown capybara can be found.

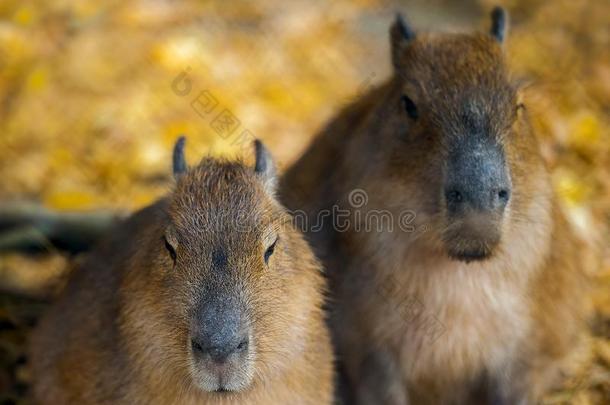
[29,138,334,405]
[281,8,589,405]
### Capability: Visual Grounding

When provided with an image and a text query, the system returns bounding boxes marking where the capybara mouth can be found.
[442,219,501,263]
[189,344,254,393]
[190,364,252,393]
[446,246,494,262]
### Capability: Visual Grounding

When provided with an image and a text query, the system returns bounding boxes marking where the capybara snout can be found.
[189,288,252,392]
[190,293,250,364]
[443,136,511,215]
[442,134,512,261]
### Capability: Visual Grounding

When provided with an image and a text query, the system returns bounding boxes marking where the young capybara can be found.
[281,8,589,405]
[29,138,334,405]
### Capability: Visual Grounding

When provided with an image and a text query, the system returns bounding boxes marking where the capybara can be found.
[30,138,334,405]
[281,8,589,404]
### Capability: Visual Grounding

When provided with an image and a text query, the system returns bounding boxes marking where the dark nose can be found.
[191,295,249,364]
[191,333,249,363]
[444,137,511,214]
[445,185,510,213]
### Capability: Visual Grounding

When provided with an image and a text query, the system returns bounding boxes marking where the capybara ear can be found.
[173,135,187,178]
[490,7,508,43]
[253,139,277,194]
[163,224,178,264]
[390,13,415,69]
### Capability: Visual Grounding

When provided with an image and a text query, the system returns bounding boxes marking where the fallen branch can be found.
[0,202,122,255]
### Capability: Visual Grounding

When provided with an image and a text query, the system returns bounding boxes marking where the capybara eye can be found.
[164,236,177,264]
[264,238,278,264]
[401,94,418,119]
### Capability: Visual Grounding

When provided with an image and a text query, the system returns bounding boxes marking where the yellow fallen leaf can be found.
[152,37,208,70]
[13,6,36,26]
[44,190,98,211]
[554,169,589,206]
[570,112,601,152]
[26,67,48,91]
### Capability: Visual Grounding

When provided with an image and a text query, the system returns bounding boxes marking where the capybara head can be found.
[371,8,533,262]
[133,138,323,394]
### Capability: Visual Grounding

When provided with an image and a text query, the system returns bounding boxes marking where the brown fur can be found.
[281,16,589,405]
[30,147,333,404]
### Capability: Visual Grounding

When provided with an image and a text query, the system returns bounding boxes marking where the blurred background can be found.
[0,0,608,403]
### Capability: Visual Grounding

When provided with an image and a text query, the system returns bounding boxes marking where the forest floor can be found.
[0,0,608,403]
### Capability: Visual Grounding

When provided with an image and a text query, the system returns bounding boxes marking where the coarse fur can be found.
[30,141,333,405]
[281,9,589,405]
